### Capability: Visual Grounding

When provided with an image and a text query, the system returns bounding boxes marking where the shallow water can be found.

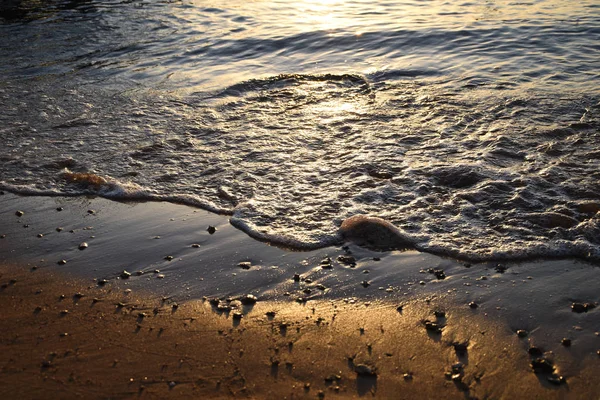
[1,0,600,261]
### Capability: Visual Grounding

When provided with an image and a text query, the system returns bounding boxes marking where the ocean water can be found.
[0,0,599,261]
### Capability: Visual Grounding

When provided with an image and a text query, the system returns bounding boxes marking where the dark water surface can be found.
[1,0,600,261]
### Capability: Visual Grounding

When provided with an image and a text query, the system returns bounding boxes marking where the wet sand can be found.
[1,192,600,398]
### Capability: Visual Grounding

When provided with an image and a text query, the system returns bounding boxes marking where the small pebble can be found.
[37,234,43,238]
[528,347,543,356]
[238,262,251,270]
[516,329,528,338]
[403,373,413,380]
[164,255,174,261]
[293,274,301,282]
[232,312,243,320]
[57,260,67,265]
[469,302,478,309]
[78,242,88,250]
[191,243,201,248]
[15,210,24,217]
[241,294,258,305]
[354,364,377,376]
[207,226,217,234]
[87,209,95,214]
[56,227,63,232]
[56,207,63,211]
[561,338,571,347]
[120,270,131,279]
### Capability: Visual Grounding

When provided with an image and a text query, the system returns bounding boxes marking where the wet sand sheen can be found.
[1,193,600,398]
[1,264,599,399]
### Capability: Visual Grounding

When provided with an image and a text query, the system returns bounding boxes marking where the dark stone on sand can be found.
[120,270,131,279]
[531,358,554,374]
[572,302,595,313]
[469,302,478,309]
[337,255,356,266]
[97,279,108,286]
[361,280,370,288]
[57,260,67,265]
[0,235,5,239]
[433,269,446,280]
[232,311,243,320]
[293,273,301,282]
[240,294,258,305]
[238,262,251,270]
[528,347,543,356]
[561,338,572,347]
[164,255,174,261]
[396,305,403,313]
[516,329,528,338]
[73,292,84,299]
[434,310,446,318]
[494,264,508,273]
[56,227,63,232]
[60,310,69,315]
[37,234,43,238]
[403,373,413,381]
[266,311,276,317]
[56,207,63,211]
[354,364,377,376]
[78,242,88,250]
[207,225,217,234]
[191,243,201,248]
[87,209,95,214]
[15,210,24,217]
[41,360,52,368]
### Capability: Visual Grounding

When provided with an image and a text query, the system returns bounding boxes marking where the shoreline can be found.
[1,192,600,398]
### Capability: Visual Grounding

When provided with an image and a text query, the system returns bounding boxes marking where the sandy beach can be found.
[1,192,600,399]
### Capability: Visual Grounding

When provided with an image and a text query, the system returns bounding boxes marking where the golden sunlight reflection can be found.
[296,0,359,32]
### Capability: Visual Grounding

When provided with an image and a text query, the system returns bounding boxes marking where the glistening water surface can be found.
[1,0,599,261]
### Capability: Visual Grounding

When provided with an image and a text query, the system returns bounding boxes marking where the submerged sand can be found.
[1,192,600,399]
